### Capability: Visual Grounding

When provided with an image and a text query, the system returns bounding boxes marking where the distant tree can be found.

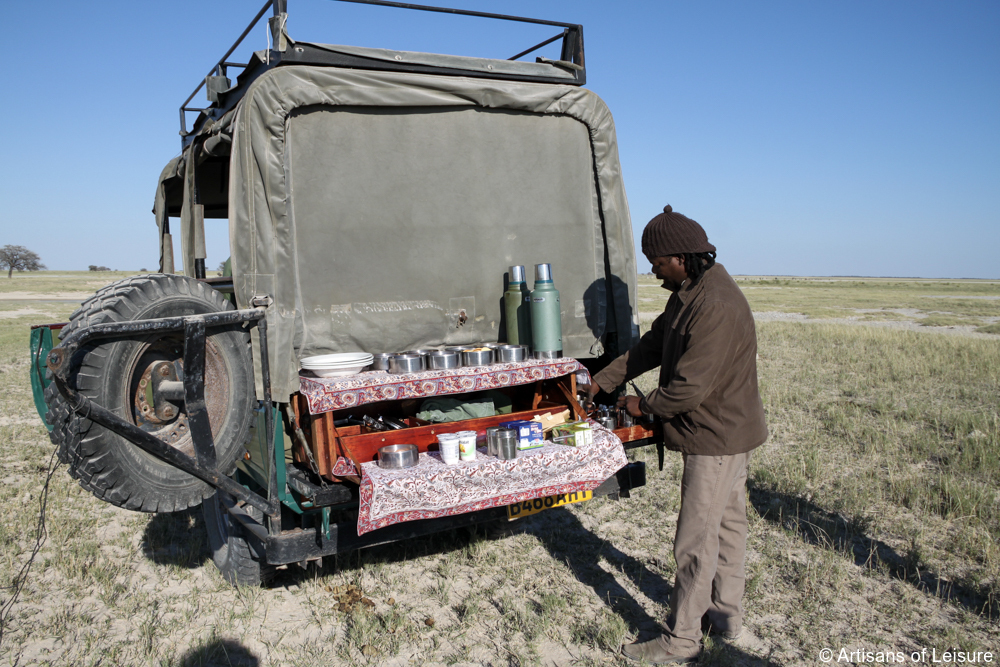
[217,260,227,274]
[88,265,111,272]
[0,245,45,279]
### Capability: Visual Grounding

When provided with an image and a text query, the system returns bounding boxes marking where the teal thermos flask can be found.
[529,263,562,359]
[504,265,532,347]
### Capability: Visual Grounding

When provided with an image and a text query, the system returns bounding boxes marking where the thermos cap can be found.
[509,265,526,284]
[534,263,553,282]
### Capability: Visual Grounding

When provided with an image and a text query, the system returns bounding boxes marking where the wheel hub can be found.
[130,337,232,459]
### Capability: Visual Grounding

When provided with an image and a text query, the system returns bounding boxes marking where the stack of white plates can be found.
[300,352,374,378]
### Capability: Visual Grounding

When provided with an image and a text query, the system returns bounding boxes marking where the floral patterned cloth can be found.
[300,358,585,415]
[331,456,360,477]
[356,423,627,535]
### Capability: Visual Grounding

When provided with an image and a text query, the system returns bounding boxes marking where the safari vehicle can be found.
[29,0,660,586]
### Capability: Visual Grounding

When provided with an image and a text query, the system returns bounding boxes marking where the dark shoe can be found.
[711,627,742,641]
[700,614,742,641]
[621,637,699,664]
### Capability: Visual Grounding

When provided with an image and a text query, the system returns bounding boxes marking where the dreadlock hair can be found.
[678,251,717,284]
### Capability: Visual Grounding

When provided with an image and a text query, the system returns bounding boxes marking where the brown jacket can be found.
[593,263,767,456]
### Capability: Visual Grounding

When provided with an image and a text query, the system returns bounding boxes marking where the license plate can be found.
[507,490,593,519]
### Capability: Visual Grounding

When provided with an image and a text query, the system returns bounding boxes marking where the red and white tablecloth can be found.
[299,358,585,415]
[356,423,627,535]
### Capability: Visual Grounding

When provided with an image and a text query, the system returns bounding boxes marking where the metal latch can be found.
[251,295,273,308]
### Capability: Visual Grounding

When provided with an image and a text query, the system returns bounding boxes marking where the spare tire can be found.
[45,274,255,513]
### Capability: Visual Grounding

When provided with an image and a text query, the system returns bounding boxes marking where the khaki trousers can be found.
[661,451,751,655]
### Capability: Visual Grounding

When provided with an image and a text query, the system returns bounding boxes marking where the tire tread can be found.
[46,274,254,513]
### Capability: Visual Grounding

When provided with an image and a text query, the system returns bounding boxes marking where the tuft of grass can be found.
[337,605,419,662]
[571,608,630,652]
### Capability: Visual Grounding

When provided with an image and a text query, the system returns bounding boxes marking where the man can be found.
[588,205,768,664]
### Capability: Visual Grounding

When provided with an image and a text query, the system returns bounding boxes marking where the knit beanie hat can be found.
[641,205,716,258]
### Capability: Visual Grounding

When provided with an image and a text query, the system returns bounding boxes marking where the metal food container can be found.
[378,444,419,469]
[403,348,436,358]
[462,348,494,367]
[370,353,393,371]
[427,350,461,370]
[388,353,424,374]
[497,344,528,363]
[445,345,475,356]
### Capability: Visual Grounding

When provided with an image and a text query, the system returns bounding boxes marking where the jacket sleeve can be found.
[592,309,667,393]
[640,300,739,419]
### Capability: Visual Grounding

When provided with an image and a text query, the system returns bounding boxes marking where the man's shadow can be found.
[747,480,997,618]
[176,638,259,666]
[517,504,783,665]
[141,506,210,568]
[514,503,673,634]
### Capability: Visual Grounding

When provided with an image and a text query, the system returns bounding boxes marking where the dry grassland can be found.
[0,272,997,666]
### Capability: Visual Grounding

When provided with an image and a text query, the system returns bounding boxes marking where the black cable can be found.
[0,448,61,649]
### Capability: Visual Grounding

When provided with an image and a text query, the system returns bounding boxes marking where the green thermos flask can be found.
[529,263,562,359]
[504,265,532,347]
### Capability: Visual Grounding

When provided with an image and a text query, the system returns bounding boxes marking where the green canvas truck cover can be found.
[158,52,639,400]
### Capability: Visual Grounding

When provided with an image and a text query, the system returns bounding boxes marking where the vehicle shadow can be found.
[746,480,997,618]
[176,638,259,666]
[141,506,211,568]
[260,503,672,636]
[243,508,782,664]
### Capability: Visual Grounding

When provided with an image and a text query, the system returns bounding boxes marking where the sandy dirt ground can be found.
[1,279,996,666]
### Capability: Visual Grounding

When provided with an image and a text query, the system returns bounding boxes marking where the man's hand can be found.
[616,395,644,418]
[578,382,599,412]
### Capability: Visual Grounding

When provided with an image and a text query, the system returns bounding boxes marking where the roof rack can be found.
[179,0,586,141]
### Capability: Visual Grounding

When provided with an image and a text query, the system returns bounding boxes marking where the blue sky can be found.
[0,1,996,278]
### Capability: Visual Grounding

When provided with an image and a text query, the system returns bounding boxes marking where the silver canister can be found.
[427,350,461,370]
[370,353,393,371]
[462,348,494,367]
[598,415,617,431]
[497,344,528,363]
[388,353,424,374]
[402,349,434,366]
[497,428,518,460]
[486,427,502,457]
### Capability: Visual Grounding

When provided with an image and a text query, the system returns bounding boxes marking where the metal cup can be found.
[497,428,518,460]
[486,427,502,457]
